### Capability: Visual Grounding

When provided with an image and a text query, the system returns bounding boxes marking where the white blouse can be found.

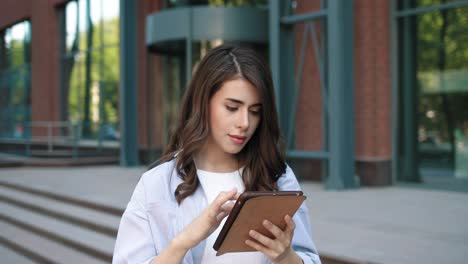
[112,159,321,264]
[196,168,264,264]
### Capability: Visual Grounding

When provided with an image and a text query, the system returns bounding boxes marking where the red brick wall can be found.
[0,0,31,28]
[2,0,392,170]
[0,0,67,136]
[1,0,164,150]
[295,0,325,151]
[354,0,392,161]
[294,0,392,183]
[137,0,164,152]
[295,0,391,159]
[30,1,60,127]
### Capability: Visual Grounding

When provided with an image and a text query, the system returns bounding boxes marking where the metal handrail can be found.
[1,121,120,159]
[22,121,82,158]
[25,122,76,151]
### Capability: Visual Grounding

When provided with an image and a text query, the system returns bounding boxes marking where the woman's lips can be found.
[229,135,247,145]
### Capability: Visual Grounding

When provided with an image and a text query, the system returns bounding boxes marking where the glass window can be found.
[164,0,268,8]
[60,0,120,140]
[287,0,327,16]
[399,5,468,182]
[0,21,31,139]
[417,6,468,179]
[398,0,464,10]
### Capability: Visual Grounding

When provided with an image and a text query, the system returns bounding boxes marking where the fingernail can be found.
[249,230,255,236]
[263,220,270,226]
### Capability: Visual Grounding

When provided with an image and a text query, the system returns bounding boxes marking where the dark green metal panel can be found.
[399,13,420,182]
[270,1,357,188]
[391,0,399,184]
[119,0,139,166]
[58,10,66,124]
[192,7,268,42]
[281,10,327,24]
[146,8,190,44]
[146,7,268,53]
[186,8,193,82]
[269,0,294,140]
[326,0,358,189]
[269,0,281,110]
[279,26,295,142]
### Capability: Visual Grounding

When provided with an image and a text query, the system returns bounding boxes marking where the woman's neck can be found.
[194,144,239,173]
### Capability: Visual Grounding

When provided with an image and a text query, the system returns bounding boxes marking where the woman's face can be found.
[205,78,262,156]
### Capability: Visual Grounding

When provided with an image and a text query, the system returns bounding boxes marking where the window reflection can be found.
[0,21,31,139]
[164,0,268,8]
[415,7,468,178]
[398,0,464,10]
[60,0,120,141]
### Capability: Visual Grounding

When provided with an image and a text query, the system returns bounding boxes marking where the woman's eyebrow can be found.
[225,98,243,104]
[225,98,262,107]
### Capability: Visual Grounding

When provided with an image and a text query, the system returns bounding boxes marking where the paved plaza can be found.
[0,165,467,263]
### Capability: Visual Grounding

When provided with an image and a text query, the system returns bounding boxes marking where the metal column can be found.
[119,0,139,166]
[399,10,420,182]
[269,0,295,137]
[326,0,358,189]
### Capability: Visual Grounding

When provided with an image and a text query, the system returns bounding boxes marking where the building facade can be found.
[1,0,467,189]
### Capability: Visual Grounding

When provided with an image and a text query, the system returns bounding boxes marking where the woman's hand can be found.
[245,215,303,264]
[151,189,238,264]
[174,188,239,250]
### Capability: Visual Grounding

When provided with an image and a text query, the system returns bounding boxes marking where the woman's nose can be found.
[236,110,249,130]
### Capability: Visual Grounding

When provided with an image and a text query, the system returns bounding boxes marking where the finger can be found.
[220,201,235,212]
[211,188,237,210]
[249,229,275,249]
[245,239,274,255]
[216,211,229,222]
[284,215,296,233]
[262,220,284,239]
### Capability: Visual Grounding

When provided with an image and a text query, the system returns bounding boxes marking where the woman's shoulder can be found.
[143,159,176,178]
[277,163,302,191]
[138,159,179,203]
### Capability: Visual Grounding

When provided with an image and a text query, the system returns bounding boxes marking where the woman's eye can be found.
[250,110,260,116]
[226,106,238,112]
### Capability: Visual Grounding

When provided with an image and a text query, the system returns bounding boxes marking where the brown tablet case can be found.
[213,191,306,256]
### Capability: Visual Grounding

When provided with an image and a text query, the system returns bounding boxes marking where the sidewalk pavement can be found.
[0,165,467,264]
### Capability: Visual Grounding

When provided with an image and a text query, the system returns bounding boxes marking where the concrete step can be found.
[30,149,118,158]
[0,244,36,264]
[25,156,119,166]
[0,160,24,168]
[0,185,120,237]
[0,221,108,264]
[0,181,123,216]
[0,202,114,262]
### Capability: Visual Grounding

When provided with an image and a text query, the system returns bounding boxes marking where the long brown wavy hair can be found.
[158,45,286,204]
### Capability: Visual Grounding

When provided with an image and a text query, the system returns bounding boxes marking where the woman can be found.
[113,45,321,264]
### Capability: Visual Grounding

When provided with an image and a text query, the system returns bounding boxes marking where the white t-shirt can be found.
[197,168,264,264]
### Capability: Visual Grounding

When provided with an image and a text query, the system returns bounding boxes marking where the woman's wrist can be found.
[171,233,192,252]
[149,235,190,264]
[275,248,303,264]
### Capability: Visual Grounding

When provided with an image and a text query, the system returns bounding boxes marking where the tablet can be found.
[213,191,306,256]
